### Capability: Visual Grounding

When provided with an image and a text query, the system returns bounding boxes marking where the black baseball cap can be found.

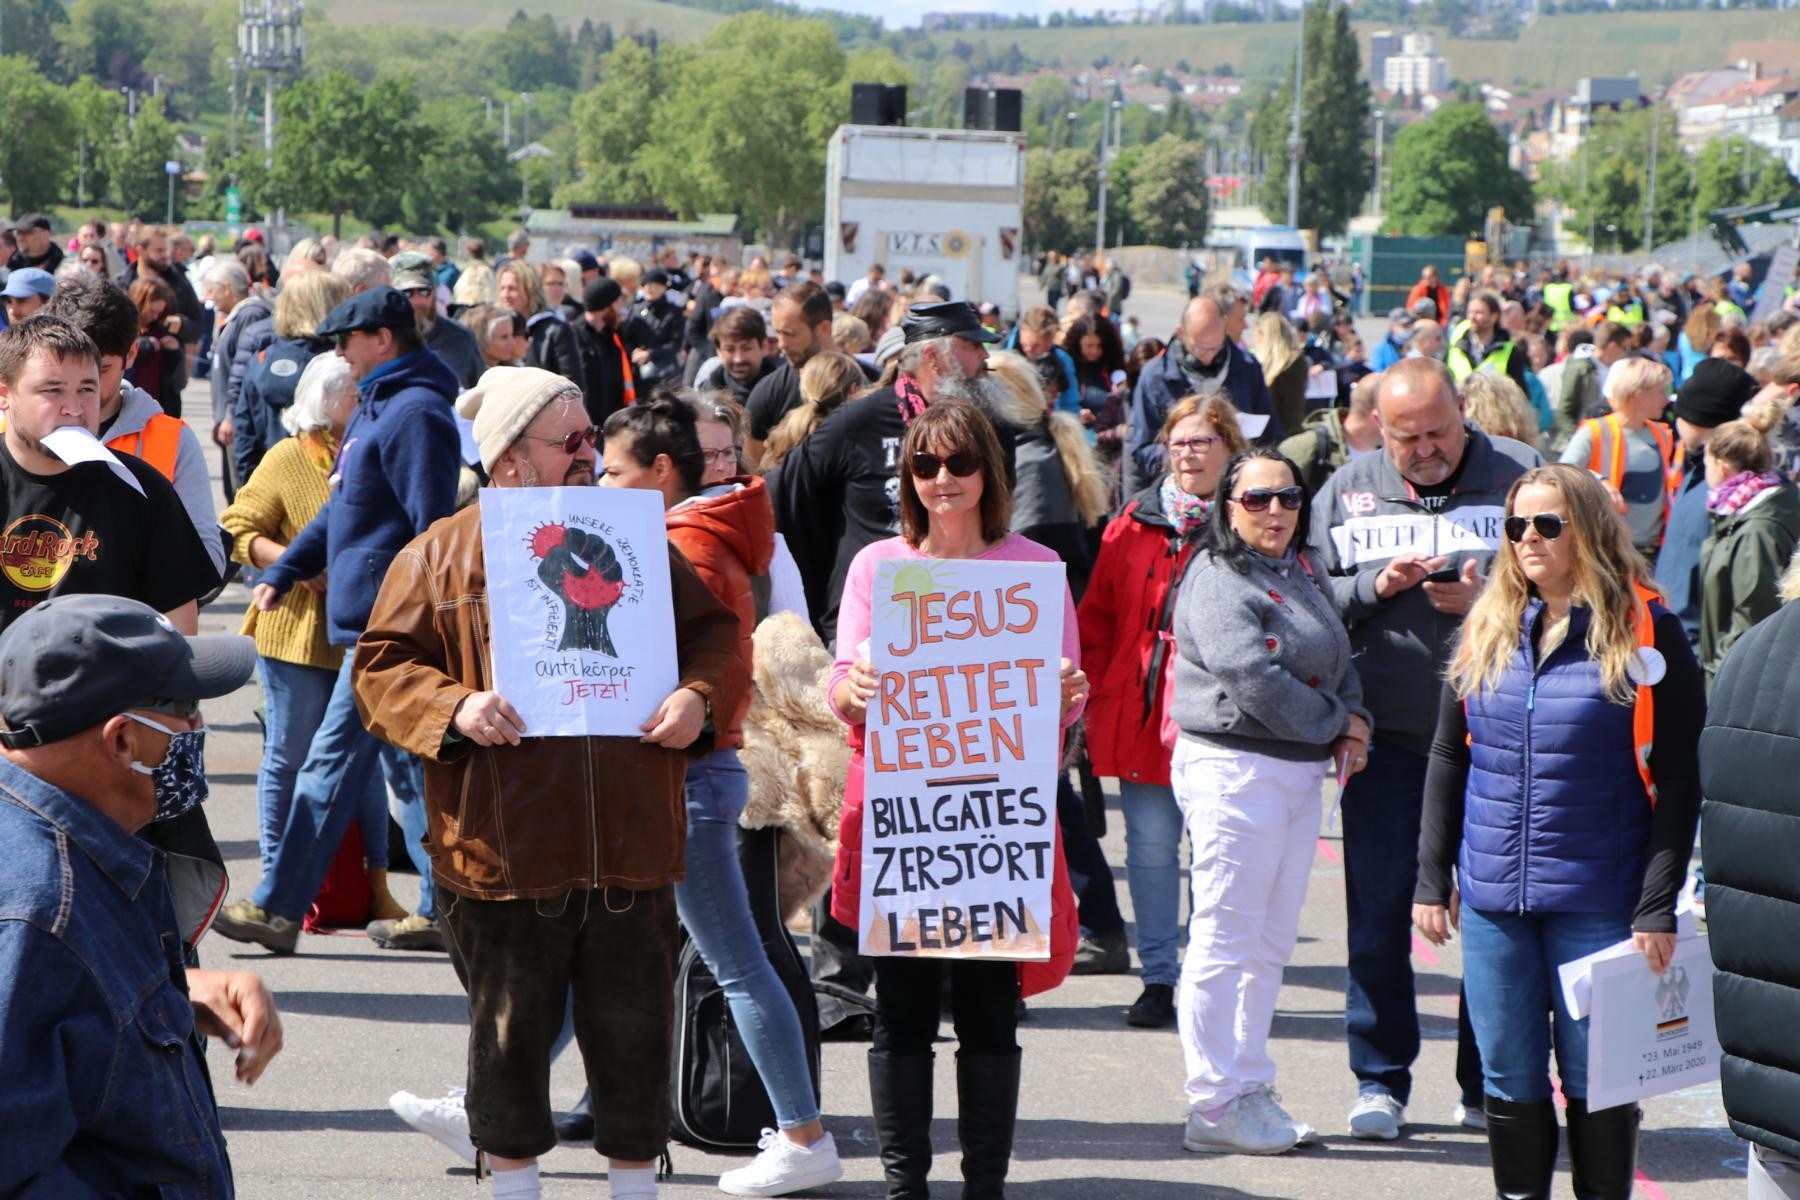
[0,595,254,748]
[583,277,623,312]
[315,286,417,338]
[901,300,1000,346]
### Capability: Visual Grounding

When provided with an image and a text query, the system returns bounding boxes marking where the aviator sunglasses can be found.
[1504,513,1566,543]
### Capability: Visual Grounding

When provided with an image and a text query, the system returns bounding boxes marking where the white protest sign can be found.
[480,486,677,738]
[859,557,1065,961]
[1586,934,1720,1112]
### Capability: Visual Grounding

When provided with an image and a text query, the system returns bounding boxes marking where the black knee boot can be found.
[870,1051,934,1199]
[957,1050,1021,1200]
[1483,1095,1559,1200]
[1566,1099,1640,1200]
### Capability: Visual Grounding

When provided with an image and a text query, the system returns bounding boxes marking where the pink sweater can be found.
[829,533,1084,729]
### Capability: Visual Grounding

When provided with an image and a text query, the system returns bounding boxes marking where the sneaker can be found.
[1452,1100,1487,1131]
[1241,1084,1317,1146]
[1070,929,1131,975]
[718,1129,844,1197]
[1182,1096,1300,1155]
[211,900,300,955]
[1126,983,1176,1028]
[1347,1090,1405,1141]
[367,913,446,951]
[389,1087,476,1164]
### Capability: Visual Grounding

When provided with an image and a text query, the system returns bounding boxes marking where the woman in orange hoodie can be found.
[599,396,845,1198]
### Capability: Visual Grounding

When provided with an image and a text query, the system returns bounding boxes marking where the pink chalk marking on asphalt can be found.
[1410,933,1439,966]
[1635,1171,1669,1200]
[1316,838,1341,863]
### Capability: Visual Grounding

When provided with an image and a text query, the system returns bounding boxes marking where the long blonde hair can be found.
[763,352,864,468]
[986,350,1110,528]
[1253,311,1303,386]
[1448,464,1653,705]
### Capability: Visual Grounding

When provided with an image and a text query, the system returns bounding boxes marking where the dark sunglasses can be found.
[134,697,201,721]
[909,451,981,479]
[526,426,601,454]
[1504,513,1566,543]
[1230,486,1304,512]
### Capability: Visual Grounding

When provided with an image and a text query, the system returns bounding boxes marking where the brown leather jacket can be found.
[352,502,748,901]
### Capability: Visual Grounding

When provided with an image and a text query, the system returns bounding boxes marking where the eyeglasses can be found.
[1229,486,1304,512]
[133,698,201,722]
[1504,513,1566,543]
[525,426,601,454]
[909,451,981,479]
[1168,435,1222,457]
[400,286,433,299]
[701,446,742,467]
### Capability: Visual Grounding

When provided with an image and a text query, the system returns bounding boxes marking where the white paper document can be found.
[1583,932,1719,1111]
[42,426,145,496]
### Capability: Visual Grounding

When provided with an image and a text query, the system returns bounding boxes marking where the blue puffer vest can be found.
[1460,601,1653,915]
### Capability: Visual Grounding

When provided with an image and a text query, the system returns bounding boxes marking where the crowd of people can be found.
[3,209,1800,1200]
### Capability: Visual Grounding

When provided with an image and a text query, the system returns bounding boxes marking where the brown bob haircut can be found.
[897,399,1012,548]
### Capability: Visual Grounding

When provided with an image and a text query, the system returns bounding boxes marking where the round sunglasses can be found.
[523,426,601,454]
[1504,513,1565,543]
[909,451,981,479]
[1229,486,1304,512]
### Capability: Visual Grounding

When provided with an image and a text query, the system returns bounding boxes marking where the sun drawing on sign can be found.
[880,559,955,627]
[529,522,626,656]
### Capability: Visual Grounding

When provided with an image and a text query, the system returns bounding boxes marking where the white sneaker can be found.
[389,1087,476,1164]
[1241,1084,1318,1146]
[718,1129,844,1197]
[1347,1090,1405,1141]
[1453,1100,1488,1130]
[1182,1096,1300,1155]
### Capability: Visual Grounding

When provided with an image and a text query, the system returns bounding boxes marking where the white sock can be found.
[608,1164,657,1199]
[490,1162,541,1199]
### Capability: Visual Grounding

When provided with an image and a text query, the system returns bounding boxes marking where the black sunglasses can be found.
[134,697,201,721]
[909,451,981,479]
[526,426,601,454]
[1504,513,1566,543]
[1230,486,1304,513]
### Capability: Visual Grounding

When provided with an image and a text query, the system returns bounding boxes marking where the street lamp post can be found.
[1372,110,1385,219]
[1285,1,1305,229]
[1095,97,1120,253]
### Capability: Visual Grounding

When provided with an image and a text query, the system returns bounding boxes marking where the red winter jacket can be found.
[1076,483,1200,787]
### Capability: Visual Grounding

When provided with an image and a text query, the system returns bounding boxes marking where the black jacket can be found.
[1701,598,1800,1159]
[525,312,583,388]
[623,296,685,386]
[117,258,205,391]
[426,315,484,391]
[573,316,634,426]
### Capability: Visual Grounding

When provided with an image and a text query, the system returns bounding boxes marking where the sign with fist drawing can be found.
[480,486,678,737]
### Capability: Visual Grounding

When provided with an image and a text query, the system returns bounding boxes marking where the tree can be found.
[639,14,847,247]
[563,38,664,207]
[1386,103,1533,236]
[1549,104,1693,253]
[0,55,74,213]
[0,0,69,80]
[490,11,576,93]
[1250,0,1369,236]
[112,94,178,218]
[67,75,122,207]
[268,70,422,238]
[1024,146,1096,253]
[56,0,155,86]
[1693,136,1798,221]
[1122,134,1210,246]
[1161,94,1197,140]
[402,98,517,233]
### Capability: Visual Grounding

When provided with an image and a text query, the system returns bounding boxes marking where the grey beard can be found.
[932,369,1003,413]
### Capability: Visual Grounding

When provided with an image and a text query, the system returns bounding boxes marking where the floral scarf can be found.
[1160,473,1211,537]
[1707,469,1783,517]
[299,427,340,478]
[896,372,929,424]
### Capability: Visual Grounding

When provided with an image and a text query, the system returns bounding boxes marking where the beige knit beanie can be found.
[455,366,584,474]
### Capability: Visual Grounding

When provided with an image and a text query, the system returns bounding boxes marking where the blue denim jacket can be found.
[0,756,233,1198]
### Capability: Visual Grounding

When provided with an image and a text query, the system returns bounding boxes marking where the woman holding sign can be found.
[829,398,1087,1200]
[1077,390,1247,1030]
[1168,447,1371,1156]
[1415,465,1702,1200]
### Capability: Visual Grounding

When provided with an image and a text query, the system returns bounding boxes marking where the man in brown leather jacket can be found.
[353,366,747,1199]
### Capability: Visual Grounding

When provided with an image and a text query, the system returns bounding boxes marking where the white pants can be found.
[1171,739,1325,1109]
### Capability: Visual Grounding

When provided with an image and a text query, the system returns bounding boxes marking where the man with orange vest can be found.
[45,275,225,576]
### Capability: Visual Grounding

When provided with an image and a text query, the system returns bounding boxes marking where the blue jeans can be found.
[1120,780,1183,986]
[1341,737,1483,1106]
[1460,905,1634,1102]
[251,653,434,922]
[674,748,820,1129]
[256,656,388,876]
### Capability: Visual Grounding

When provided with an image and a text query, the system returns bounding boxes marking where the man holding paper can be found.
[354,366,746,1200]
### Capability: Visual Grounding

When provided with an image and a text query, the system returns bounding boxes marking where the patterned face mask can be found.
[124,713,209,823]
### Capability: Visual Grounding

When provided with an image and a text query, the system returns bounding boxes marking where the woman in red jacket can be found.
[1076,390,1247,1029]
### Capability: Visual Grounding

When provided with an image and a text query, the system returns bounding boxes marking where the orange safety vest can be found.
[1582,413,1675,493]
[106,413,183,482]
[1629,584,1659,808]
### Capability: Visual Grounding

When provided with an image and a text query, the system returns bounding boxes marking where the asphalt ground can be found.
[170,298,1747,1198]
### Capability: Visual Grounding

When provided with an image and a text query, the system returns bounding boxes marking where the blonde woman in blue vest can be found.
[1414,464,1702,1200]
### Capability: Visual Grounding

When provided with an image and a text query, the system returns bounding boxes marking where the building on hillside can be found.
[920,11,1004,31]
[1382,33,1451,98]
[1544,76,1641,164]
[1368,30,1400,82]
[1676,67,1800,173]
[1666,61,1758,136]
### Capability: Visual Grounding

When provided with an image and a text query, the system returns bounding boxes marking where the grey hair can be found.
[284,353,355,435]
[896,336,950,378]
[333,247,392,292]
[205,259,251,298]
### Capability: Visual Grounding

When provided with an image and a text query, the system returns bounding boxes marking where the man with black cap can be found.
[0,593,282,1196]
[6,213,62,275]
[622,267,685,386]
[212,286,462,955]
[394,250,483,389]
[575,276,636,425]
[1655,357,1761,649]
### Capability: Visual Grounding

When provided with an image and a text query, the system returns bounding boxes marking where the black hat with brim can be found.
[901,300,1002,346]
[315,286,417,339]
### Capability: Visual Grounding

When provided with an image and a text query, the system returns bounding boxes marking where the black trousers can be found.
[872,955,1020,1057]
[441,886,677,1162]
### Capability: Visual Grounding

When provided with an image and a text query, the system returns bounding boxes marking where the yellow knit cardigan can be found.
[218,435,340,670]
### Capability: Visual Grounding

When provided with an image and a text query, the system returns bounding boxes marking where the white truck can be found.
[823,124,1027,315]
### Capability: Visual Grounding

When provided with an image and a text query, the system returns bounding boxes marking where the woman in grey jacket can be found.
[1169,448,1371,1156]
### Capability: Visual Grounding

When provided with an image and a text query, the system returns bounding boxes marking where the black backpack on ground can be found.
[669,825,823,1151]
